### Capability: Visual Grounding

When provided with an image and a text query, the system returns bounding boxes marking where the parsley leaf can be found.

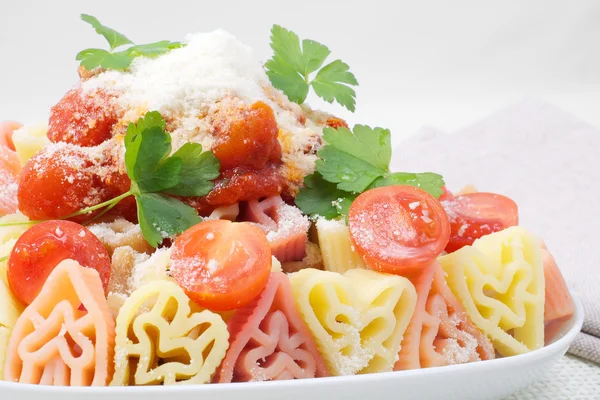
[370,172,445,198]
[80,14,133,51]
[76,49,133,71]
[316,125,390,192]
[296,124,446,220]
[122,112,220,246]
[125,119,181,193]
[295,173,352,219]
[137,193,201,247]
[78,14,182,71]
[165,143,221,196]
[265,25,358,111]
[128,41,183,57]
[312,60,359,112]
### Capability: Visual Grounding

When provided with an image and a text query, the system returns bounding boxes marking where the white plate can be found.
[1,294,583,400]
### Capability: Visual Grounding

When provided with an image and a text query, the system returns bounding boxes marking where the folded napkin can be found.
[391,100,600,364]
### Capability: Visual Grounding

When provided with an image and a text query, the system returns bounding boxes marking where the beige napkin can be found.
[391,100,600,363]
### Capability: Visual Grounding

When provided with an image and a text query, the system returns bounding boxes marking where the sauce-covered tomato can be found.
[7,220,111,305]
[348,185,450,275]
[170,220,272,310]
[183,164,285,216]
[212,101,281,170]
[18,145,108,221]
[48,87,117,147]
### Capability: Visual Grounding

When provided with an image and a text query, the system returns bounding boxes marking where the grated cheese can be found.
[82,30,328,192]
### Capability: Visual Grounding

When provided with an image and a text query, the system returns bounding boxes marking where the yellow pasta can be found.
[12,122,50,165]
[0,326,10,380]
[316,217,366,273]
[0,212,29,246]
[290,268,416,375]
[0,270,24,380]
[439,227,545,356]
[111,280,229,385]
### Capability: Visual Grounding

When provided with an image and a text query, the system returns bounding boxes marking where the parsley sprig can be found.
[0,112,220,247]
[265,25,359,112]
[295,125,445,220]
[76,14,182,71]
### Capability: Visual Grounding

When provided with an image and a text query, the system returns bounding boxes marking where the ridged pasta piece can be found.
[290,268,416,375]
[0,265,24,381]
[541,244,575,342]
[207,203,240,221]
[0,212,29,248]
[216,272,329,382]
[0,146,20,216]
[11,122,50,166]
[244,196,310,262]
[88,219,153,257]
[111,280,229,386]
[315,218,365,273]
[395,262,494,370]
[439,227,545,356]
[4,260,115,386]
[0,326,11,380]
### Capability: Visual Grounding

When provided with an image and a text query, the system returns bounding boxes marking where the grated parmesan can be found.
[81,30,328,192]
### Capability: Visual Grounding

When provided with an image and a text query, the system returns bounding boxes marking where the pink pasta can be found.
[4,260,115,386]
[243,196,310,262]
[0,122,21,216]
[215,272,329,382]
[395,262,494,370]
[541,245,575,342]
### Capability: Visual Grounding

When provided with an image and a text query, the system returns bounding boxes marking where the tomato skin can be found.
[182,163,285,216]
[48,87,117,147]
[18,146,104,222]
[170,220,271,311]
[439,186,454,201]
[7,220,111,305]
[348,185,450,275]
[442,192,518,253]
[212,101,281,171]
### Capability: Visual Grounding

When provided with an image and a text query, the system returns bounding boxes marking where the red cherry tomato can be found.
[348,185,450,275]
[8,220,111,305]
[170,220,271,311]
[18,146,101,221]
[439,186,454,201]
[442,192,518,253]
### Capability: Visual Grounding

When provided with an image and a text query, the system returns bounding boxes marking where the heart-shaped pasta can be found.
[439,227,545,356]
[216,272,328,382]
[395,262,494,370]
[3,260,115,386]
[111,280,229,385]
[0,261,24,381]
[290,268,417,375]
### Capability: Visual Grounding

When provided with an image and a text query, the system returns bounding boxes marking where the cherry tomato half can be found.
[442,192,518,253]
[170,220,272,311]
[8,220,111,305]
[348,185,450,275]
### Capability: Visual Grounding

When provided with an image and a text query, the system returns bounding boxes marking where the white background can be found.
[1,0,599,147]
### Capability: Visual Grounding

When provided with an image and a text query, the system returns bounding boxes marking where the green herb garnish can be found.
[76,14,182,71]
[265,25,358,112]
[296,125,444,220]
[0,112,220,247]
